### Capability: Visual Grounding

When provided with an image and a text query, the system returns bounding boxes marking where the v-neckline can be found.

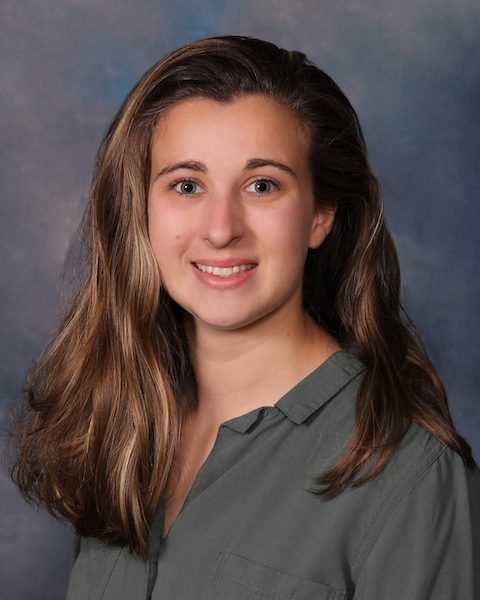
[159,348,355,540]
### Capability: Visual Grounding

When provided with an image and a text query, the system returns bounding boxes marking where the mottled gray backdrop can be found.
[1,1,479,598]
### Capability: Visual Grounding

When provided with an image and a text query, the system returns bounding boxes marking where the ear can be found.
[308,205,336,249]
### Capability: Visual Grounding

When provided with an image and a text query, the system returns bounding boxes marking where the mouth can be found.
[193,263,257,278]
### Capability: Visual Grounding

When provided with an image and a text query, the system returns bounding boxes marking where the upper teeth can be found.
[196,263,256,277]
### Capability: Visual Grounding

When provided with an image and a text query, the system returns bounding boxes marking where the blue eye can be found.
[172,179,202,195]
[245,179,278,195]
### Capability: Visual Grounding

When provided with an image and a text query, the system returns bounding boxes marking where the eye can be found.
[170,179,203,195]
[245,179,279,196]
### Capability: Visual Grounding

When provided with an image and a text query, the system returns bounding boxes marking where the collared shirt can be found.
[66,350,480,600]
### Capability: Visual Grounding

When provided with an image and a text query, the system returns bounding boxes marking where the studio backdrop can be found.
[1,1,479,599]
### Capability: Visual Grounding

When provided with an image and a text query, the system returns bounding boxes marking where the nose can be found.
[201,191,244,248]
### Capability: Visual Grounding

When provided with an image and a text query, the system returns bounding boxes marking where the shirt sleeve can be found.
[353,445,480,600]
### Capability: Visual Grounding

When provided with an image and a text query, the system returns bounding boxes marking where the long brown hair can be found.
[11,35,476,558]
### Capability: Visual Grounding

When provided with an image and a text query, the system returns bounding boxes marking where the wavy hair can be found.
[11,35,476,557]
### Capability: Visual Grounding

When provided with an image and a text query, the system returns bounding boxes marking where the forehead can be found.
[150,95,310,163]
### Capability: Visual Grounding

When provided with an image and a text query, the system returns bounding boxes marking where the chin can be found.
[189,309,262,331]
[196,305,283,332]
[200,318,253,331]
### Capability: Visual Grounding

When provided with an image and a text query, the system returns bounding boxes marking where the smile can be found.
[194,263,257,277]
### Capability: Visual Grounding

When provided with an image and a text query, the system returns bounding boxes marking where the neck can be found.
[183,301,341,427]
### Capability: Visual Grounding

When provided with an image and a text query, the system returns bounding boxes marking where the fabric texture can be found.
[66,350,480,600]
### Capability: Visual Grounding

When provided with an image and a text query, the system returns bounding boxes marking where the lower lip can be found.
[192,264,257,289]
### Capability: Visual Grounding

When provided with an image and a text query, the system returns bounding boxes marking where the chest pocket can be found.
[207,550,347,600]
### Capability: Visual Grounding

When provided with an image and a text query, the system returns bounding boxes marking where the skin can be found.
[147,94,341,431]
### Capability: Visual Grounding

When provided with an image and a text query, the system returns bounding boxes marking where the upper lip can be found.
[192,258,258,267]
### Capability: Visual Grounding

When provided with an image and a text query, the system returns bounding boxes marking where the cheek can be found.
[267,204,312,254]
[147,205,188,260]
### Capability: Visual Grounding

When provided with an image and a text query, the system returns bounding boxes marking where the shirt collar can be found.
[221,350,366,433]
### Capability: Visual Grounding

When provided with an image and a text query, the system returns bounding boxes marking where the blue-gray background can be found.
[1,1,479,598]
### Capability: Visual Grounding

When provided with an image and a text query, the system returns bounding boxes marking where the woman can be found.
[13,35,479,599]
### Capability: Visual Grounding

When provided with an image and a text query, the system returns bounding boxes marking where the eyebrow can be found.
[153,158,298,181]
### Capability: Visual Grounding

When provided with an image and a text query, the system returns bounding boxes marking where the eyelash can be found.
[169,178,280,197]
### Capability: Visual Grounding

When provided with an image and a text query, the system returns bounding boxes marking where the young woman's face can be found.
[147,94,334,332]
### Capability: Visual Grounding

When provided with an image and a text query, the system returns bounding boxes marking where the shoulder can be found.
[310,352,476,496]
[350,427,480,596]
[353,422,480,577]
[385,422,480,516]
[369,422,479,525]
[305,377,480,568]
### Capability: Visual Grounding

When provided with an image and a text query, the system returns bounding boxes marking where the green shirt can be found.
[66,350,480,599]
